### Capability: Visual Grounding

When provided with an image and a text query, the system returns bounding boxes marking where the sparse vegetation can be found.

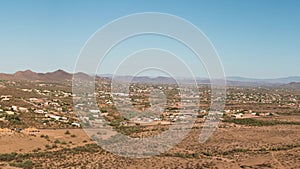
[45,144,51,149]
[9,160,34,169]
[0,153,17,161]
[223,118,300,126]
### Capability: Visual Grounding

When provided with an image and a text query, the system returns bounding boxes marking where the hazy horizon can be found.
[1,68,300,80]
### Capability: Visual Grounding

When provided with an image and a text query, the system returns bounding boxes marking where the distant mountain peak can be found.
[55,69,68,73]
[280,82,300,89]
[48,69,69,74]
[23,69,34,73]
[15,69,35,74]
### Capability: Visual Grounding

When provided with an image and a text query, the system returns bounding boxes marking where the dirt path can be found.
[271,151,285,169]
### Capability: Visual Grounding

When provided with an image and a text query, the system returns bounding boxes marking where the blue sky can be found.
[0,0,299,78]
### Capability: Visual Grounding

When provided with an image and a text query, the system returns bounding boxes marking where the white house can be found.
[19,107,28,113]
[1,95,12,101]
[71,122,81,127]
[12,106,18,111]
[45,114,61,121]
[6,111,15,115]
[231,113,243,118]
[89,109,100,113]
[35,110,46,114]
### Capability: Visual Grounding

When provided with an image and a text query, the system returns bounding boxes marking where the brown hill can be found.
[14,70,43,80]
[44,69,73,81]
[280,82,300,90]
[0,69,88,82]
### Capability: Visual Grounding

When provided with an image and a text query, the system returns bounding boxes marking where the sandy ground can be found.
[0,124,299,168]
[0,129,92,154]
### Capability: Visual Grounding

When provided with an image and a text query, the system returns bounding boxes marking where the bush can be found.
[223,118,300,126]
[45,144,51,149]
[65,130,70,135]
[32,148,41,153]
[0,153,17,161]
[9,160,34,169]
[40,134,49,140]
[52,144,58,149]
[222,148,249,155]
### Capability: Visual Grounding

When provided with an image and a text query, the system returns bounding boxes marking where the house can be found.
[1,95,12,101]
[93,114,99,118]
[154,118,162,121]
[11,106,18,111]
[231,113,243,118]
[5,111,14,115]
[106,101,113,105]
[29,98,39,102]
[19,107,28,113]
[12,106,29,113]
[112,92,129,97]
[35,110,46,114]
[60,117,68,120]
[71,122,81,127]
[45,114,61,121]
[21,89,32,92]
[120,121,127,125]
[224,110,231,113]
[89,109,100,113]
[29,98,43,103]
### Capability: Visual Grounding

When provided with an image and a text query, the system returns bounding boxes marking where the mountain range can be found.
[0,70,299,87]
[226,76,300,84]
[0,69,73,82]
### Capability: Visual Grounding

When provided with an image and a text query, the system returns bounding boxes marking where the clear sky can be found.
[0,0,299,78]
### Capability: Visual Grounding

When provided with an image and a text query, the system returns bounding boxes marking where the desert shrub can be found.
[45,144,51,149]
[65,130,70,135]
[271,144,299,151]
[54,139,60,144]
[40,134,49,141]
[5,114,21,124]
[223,118,300,126]
[256,163,272,168]
[32,148,41,153]
[9,160,34,169]
[117,126,142,135]
[70,134,76,138]
[0,153,17,161]
[222,148,249,155]
[203,152,212,156]
[110,117,125,127]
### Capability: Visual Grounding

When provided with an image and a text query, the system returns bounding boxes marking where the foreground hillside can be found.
[0,125,299,168]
